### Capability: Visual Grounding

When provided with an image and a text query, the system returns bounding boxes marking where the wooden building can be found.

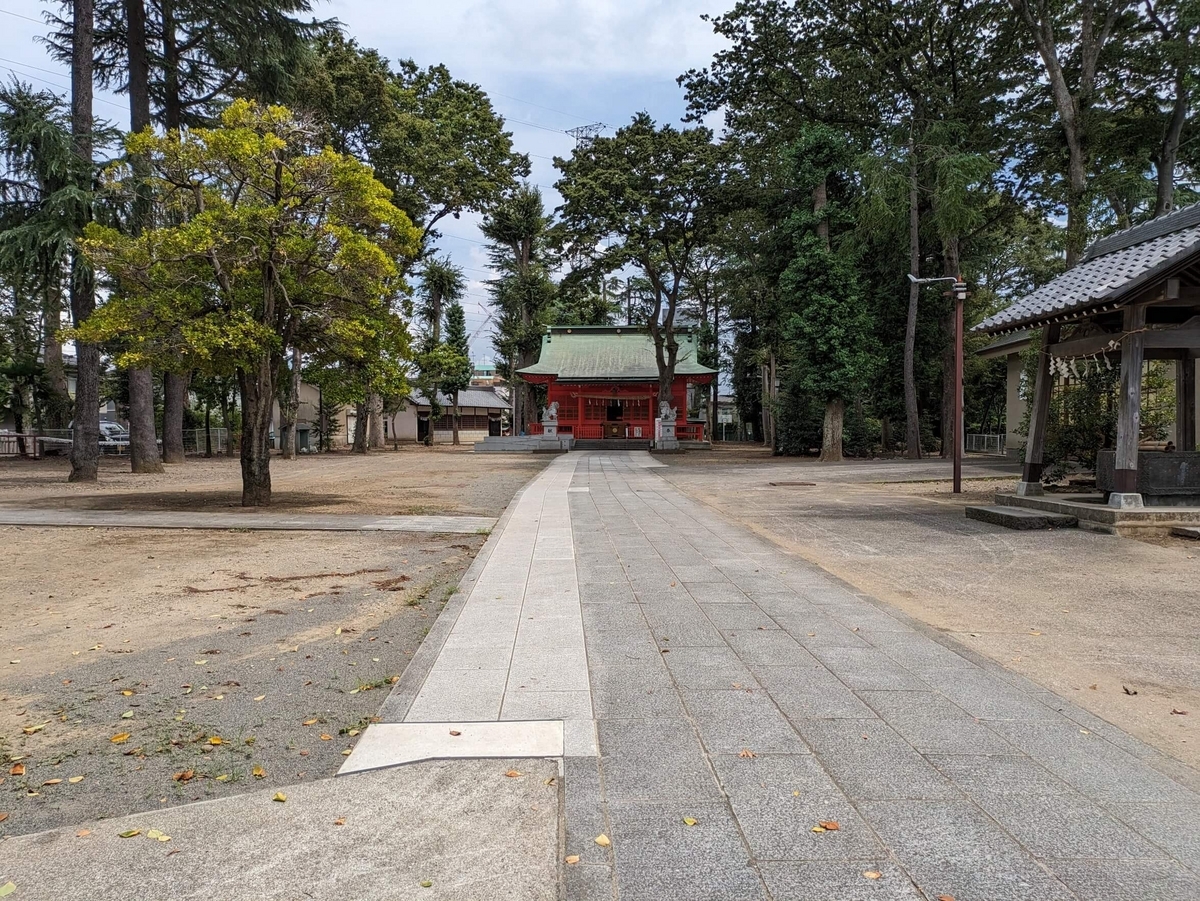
[518,326,716,443]
[977,202,1200,508]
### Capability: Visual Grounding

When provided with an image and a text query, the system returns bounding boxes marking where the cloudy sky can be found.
[0,1,730,360]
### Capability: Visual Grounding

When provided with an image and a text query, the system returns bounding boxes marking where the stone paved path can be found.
[0,508,496,534]
[380,453,1200,901]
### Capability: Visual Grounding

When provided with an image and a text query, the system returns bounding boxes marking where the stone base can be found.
[655,437,680,451]
[1108,492,1144,509]
[1015,480,1044,497]
[966,505,1077,531]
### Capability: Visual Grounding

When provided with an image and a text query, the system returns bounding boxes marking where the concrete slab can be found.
[0,759,560,901]
[339,721,564,773]
[965,504,1078,530]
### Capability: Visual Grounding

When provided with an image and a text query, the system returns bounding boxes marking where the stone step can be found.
[572,439,652,451]
[1171,526,1200,540]
[966,505,1078,531]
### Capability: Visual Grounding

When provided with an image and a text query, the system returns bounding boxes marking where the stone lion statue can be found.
[659,400,678,422]
[544,401,559,421]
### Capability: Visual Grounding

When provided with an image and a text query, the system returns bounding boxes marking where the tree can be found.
[442,300,472,445]
[75,100,421,504]
[483,185,556,431]
[555,115,724,410]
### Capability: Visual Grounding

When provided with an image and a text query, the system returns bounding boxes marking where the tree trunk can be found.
[127,367,163,472]
[222,388,236,457]
[43,285,72,429]
[881,415,892,453]
[68,0,99,483]
[1155,72,1188,217]
[238,358,274,506]
[451,391,461,446]
[819,397,844,463]
[279,346,300,459]
[904,131,922,459]
[162,371,187,462]
[352,401,369,453]
[204,404,212,457]
[368,392,385,448]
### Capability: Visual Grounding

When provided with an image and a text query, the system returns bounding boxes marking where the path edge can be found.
[376,463,542,723]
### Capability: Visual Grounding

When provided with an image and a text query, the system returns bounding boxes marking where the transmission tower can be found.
[567,123,606,148]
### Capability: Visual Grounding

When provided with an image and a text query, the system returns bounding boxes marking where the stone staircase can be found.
[572,439,652,451]
[965,505,1078,530]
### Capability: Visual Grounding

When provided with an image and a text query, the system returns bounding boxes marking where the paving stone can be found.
[1105,802,1200,873]
[659,646,758,690]
[807,647,930,691]
[590,664,684,719]
[918,669,1064,723]
[1045,859,1199,901]
[724,629,812,666]
[855,630,977,673]
[501,689,594,722]
[597,718,721,802]
[606,800,768,901]
[900,855,1076,901]
[700,602,780,632]
[857,690,1016,755]
[752,663,879,720]
[681,690,807,754]
[646,615,727,648]
[925,754,1076,798]
[758,862,924,899]
[564,864,616,901]
[976,792,1168,860]
[795,720,961,800]
[773,612,873,649]
[669,564,730,583]
[859,798,1028,862]
[563,756,612,868]
[682,581,752,605]
[508,648,591,692]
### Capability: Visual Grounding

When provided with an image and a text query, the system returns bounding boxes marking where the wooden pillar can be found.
[1113,304,1147,503]
[1017,322,1061,494]
[1179,351,1197,452]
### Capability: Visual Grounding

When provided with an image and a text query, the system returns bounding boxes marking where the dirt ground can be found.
[660,445,1200,774]
[0,449,546,837]
[0,445,547,517]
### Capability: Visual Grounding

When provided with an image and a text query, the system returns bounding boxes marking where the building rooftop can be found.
[976,202,1200,334]
[409,387,510,410]
[517,326,717,382]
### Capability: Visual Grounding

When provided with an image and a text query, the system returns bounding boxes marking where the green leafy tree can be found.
[442,300,473,445]
[75,100,421,504]
[555,114,725,410]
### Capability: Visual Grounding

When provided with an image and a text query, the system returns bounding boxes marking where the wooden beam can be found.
[1020,323,1061,487]
[1048,322,1200,358]
[1182,351,1197,452]
[1114,304,1147,494]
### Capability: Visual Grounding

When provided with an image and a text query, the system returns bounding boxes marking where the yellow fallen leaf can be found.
[118,829,141,838]
[504,770,523,778]
[349,729,361,737]
[335,627,342,635]
[682,817,698,826]
[110,733,131,744]
[215,774,231,782]
[208,737,223,746]
[419,881,432,889]
[302,718,319,726]
[1029,630,1042,636]
[594,834,611,847]
[76,829,91,837]
[21,723,46,735]
[42,779,62,786]
[194,660,207,665]
[253,695,266,702]
[319,734,333,741]
[0,883,14,898]
[121,711,134,719]
[121,690,134,696]
[273,792,287,802]
[341,749,352,756]
[863,870,882,880]
[68,776,85,784]
[811,825,826,833]
[333,817,346,826]
[252,766,266,779]
[565,854,580,865]
[738,748,756,758]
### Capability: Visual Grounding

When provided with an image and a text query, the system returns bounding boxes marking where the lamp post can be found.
[907,274,969,493]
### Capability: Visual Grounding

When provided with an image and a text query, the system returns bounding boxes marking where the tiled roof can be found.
[408,387,510,410]
[975,202,1200,334]
[518,326,717,381]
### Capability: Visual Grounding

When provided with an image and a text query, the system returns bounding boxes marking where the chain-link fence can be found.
[965,433,1006,455]
[182,428,230,455]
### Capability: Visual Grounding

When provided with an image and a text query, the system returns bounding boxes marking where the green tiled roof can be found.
[517,326,717,381]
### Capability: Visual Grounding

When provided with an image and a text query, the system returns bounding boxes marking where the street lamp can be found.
[907,274,969,494]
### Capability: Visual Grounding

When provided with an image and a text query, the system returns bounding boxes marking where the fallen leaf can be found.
[9,764,24,777]
[0,883,14,898]
[544,776,557,786]
[69,776,85,784]
[594,834,611,847]
[319,733,332,741]
[333,817,346,826]
[449,730,462,737]
[110,732,131,744]
[341,749,352,756]
[173,770,195,783]
[682,817,698,826]
[194,660,207,665]
[121,710,134,719]
[565,854,580,865]
[504,770,523,778]
[76,829,91,837]
[208,736,223,746]
[819,820,840,831]
[739,748,757,759]
[42,779,62,786]
[937,896,956,901]
[121,690,134,696]
[252,766,266,779]
[1172,708,1189,715]
[215,774,231,782]
[419,881,433,889]
[0,814,6,823]
[863,870,882,879]
[21,723,46,735]
[253,695,266,702]
[273,792,287,802]
[1028,630,1042,636]
[811,825,826,833]
[118,829,141,838]
[302,718,319,726]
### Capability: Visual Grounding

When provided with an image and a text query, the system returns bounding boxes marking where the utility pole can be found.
[908,274,968,493]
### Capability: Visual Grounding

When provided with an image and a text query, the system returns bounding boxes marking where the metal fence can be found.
[965,433,1006,455]
[183,428,230,455]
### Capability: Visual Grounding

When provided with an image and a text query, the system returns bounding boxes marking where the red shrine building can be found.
[519,325,716,443]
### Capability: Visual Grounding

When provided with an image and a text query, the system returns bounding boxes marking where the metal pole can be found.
[953,279,965,494]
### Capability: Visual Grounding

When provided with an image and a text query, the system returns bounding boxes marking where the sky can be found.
[0,0,730,362]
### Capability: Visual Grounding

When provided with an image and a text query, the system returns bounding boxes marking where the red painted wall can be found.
[548,379,692,439]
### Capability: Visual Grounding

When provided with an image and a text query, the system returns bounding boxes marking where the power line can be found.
[0,7,44,26]
[0,56,127,112]
[490,90,602,125]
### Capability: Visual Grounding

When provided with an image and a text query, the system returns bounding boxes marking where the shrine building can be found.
[518,325,716,444]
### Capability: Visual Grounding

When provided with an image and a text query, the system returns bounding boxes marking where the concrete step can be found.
[573,439,652,451]
[966,505,1078,530]
[1171,526,1200,540]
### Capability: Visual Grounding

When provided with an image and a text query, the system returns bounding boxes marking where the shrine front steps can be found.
[965,504,1079,531]
[571,439,652,451]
